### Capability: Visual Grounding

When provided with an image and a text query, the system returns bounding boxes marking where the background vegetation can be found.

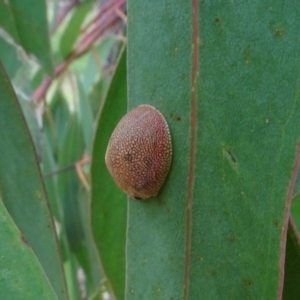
[1,0,300,299]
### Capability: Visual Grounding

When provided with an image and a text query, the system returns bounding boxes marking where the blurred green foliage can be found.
[0,1,125,299]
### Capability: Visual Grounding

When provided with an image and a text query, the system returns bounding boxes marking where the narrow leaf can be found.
[60,2,92,58]
[57,115,85,251]
[0,0,20,42]
[283,217,300,300]
[7,0,53,74]
[0,197,57,300]
[77,77,94,153]
[76,188,103,298]
[0,38,20,78]
[0,61,68,300]
[91,48,127,299]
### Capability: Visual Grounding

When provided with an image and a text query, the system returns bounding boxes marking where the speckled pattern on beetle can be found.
[105,104,172,199]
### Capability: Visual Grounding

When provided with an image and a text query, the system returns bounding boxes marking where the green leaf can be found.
[6,0,53,74]
[56,114,86,299]
[0,38,20,78]
[0,61,68,300]
[60,2,92,58]
[0,0,20,42]
[17,94,43,157]
[41,133,63,222]
[81,36,116,95]
[63,254,82,300]
[88,77,110,117]
[127,0,300,299]
[291,193,300,229]
[76,188,103,298]
[77,77,94,153]
[91,48,127,299]
[57,115,85,251]
[54,111,104,298]
[283,217,300,300]
[47,91,71,151]
[0,197,57,300]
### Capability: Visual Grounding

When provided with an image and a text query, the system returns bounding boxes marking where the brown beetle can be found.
[105,105,172,199]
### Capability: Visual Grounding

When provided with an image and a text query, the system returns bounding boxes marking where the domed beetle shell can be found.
[105,104,172,199]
